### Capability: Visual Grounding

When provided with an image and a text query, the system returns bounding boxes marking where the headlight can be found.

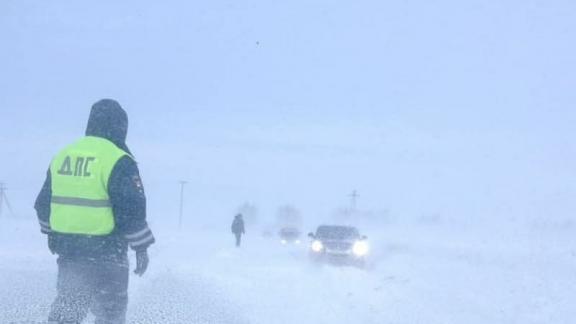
[281,239,287,245]
[311,240,323,252]
[352,241,369,256]
[295,240,301,244]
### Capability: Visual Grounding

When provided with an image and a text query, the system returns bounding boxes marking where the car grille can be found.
[323,241,352,251]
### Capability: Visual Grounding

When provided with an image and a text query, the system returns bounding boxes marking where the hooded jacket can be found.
[35,99,155,262]
[231,215,245,235]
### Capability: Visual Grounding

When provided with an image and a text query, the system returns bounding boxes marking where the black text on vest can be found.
[58,156,96,177]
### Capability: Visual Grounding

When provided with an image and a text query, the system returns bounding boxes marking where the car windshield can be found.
[316,226,359,240]
[280,228,300,237]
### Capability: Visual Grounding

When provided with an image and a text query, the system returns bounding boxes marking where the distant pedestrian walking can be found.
[231,214,245,247]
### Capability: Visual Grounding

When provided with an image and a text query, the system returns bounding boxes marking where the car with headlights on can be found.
[308,225,369,267]
[279,227,302,245]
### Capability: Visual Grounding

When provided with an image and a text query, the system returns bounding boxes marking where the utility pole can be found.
[0,182,15,218]
[0,183,4,218]
[178,180,188,229]
[349,189,359,213]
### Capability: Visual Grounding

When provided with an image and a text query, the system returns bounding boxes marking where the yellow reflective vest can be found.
[49,136,130,235]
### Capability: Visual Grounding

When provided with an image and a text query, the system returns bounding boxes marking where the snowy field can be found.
[1,217,575,324]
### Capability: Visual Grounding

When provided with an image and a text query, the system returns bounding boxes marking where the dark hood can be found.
[85,99,132,155]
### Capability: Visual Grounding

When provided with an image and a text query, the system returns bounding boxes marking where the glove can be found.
[133,249,149,276]
[47,234,56,255]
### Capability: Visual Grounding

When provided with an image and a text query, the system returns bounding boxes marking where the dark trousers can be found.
[48,257,129,324]
[235,233,242,247]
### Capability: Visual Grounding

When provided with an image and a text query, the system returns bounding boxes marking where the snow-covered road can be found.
[1,219,575,323]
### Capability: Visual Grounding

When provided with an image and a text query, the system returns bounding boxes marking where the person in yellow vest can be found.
[34,99,155,324]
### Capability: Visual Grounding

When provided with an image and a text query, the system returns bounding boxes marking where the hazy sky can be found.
[1,0,575,226]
